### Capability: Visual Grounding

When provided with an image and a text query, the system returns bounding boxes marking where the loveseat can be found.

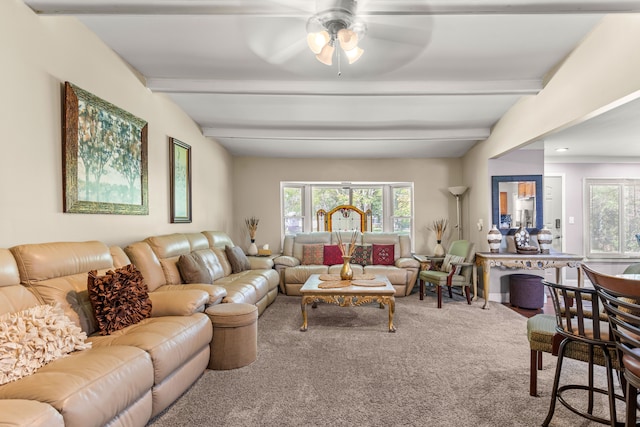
[273,231,420,296]
[124,231,279,315]
[0,241,213,427]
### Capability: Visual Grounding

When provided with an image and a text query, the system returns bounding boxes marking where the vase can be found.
[514,226,531,250]
[433,240,445,257]
[340,255,353,280]
[487,224,502,253]
[537,226,553,254]
[248,239,258,256]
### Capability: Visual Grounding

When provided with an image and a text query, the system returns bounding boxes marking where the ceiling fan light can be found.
[337,28,358,51]
[315,43,335,66]
[345,46,364,64]
[307,31,330,54]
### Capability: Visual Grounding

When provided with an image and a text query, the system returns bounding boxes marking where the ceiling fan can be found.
[240,0,432,78]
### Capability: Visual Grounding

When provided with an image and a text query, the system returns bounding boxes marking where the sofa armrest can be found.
[248,256,275,270]
[149,289,209,316]
[273,255,300,268]
[395,257,420,269]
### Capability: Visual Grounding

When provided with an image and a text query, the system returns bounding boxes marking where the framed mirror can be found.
[491,175,543,235]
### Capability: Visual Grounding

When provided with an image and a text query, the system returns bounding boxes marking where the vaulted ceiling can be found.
[24,1,640,158]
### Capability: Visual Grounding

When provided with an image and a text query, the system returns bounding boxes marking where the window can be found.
[282,185,304,235]
[281,182,413,237]
[586,179,640,258]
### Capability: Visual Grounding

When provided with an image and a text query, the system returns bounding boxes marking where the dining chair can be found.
[583,264,640,426]
[542,277,620,426]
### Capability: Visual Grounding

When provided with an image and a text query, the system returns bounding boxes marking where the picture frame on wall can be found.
[63,82,149,215]
[170,137,192,223]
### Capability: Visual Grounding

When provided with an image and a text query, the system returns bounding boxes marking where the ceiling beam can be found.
[25,0,640,16]
[202,126,490,141]
[147,78,541,96]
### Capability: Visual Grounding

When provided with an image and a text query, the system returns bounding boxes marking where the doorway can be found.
[543,174,565,282]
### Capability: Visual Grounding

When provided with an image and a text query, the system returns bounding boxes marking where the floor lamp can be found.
[448,186,468,240]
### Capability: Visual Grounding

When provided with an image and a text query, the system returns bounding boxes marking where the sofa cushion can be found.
[225,246,250,274]
[323,244,343,266]
[351,244,372,266]
[177,253,213,284]
[0,303,91,385]
[372,244,394,265]
[87,264,153,335]
[0,345,154,427]
[302,244,324,265]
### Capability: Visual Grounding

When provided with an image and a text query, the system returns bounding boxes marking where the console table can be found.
[474,252,584,309]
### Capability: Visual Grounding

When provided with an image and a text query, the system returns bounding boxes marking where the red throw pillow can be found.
[372,244,395,265]
[323,244,343,265]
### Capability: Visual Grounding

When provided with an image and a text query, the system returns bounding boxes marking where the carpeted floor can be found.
[148,292,625,426]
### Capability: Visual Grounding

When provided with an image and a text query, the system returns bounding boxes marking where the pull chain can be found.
[337,47,342,77]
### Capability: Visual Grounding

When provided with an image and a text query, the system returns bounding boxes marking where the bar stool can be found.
[542,279,621,426]
[583,264,640,427]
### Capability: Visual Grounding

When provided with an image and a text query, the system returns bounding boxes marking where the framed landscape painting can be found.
[170,137,192,223]
[63,82,149,215]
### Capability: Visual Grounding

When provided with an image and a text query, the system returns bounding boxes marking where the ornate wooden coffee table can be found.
[299,274,396,333]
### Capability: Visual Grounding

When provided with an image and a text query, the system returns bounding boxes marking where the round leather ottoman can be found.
[509,274,544,310]
[205,303,258,370]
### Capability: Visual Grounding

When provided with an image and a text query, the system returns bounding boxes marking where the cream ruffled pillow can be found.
[0,303,91,385]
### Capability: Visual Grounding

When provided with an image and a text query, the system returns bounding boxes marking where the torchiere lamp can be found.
[448,186,468,240]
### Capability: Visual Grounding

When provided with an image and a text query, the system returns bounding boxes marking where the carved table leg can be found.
[388,297,396,333]
[482,262,491,309]
[300,296,309,332]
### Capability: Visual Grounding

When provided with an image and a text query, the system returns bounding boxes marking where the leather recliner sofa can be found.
[0,242,213,427]
[124,231,279,316]
[273,231,420,296]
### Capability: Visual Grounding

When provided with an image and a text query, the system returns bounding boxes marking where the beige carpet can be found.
[148,292,626,427]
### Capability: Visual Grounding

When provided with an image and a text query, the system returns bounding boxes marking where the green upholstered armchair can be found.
[418,240,476,308]
[623,263,640,274]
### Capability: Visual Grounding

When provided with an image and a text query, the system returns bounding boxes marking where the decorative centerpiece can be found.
[245,216,259,256]
[515,225,539,254]
[429,218,448,257]
[336,230,358,280]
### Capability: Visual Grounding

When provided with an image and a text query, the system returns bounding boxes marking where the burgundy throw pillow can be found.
[301,244,324,265]
[323,244,343,265]
[351,244,372,266]
[87,264,152,336]
[372,244,395,266]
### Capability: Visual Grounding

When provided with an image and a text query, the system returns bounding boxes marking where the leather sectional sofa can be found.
[0,231,277,426]
[274,231,420,296]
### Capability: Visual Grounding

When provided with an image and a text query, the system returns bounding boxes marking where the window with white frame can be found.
[585,178,640,258]
[281,182,413,236]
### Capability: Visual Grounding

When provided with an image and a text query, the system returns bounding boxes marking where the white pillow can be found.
[440,254,466,273]
[0,303,91,385]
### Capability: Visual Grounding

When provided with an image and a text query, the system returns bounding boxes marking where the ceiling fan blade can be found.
[241,16,309,65]
[364,18,433,46]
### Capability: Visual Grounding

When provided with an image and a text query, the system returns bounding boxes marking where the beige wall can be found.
[462,14,640,300]
[464,14,640,254]
[232,157,463,255]
[1,0,233,248]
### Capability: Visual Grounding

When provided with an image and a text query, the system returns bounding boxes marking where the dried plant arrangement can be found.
[245,216,259,241]
[429,218,448,242]
[336,230,358,257]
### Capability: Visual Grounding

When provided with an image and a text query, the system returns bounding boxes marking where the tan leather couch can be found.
[125,231,279,315]
[0,242,213,427]
[274,231,420,296]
